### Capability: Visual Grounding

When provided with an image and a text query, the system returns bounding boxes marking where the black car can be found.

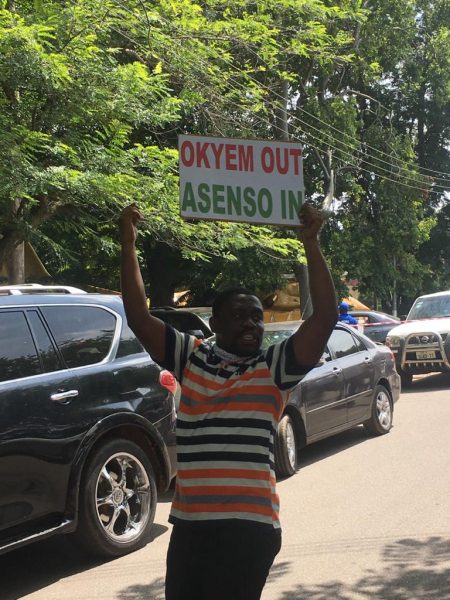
[349,310,401,343]
[262,321,401,478]
[0,287,177,557]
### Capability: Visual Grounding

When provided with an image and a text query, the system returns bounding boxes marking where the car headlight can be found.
[386,336,400,348]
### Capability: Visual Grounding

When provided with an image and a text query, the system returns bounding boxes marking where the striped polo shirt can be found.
[162,324,312,529]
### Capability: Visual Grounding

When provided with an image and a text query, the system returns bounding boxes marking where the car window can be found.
[321,346,332,362]
[41,306,116,368]
[408,295,450,319]
[27,310,62,373]
[116,321,145,358]
[328,329,363,358]
[262,328,295,349]
[0,311,41,382]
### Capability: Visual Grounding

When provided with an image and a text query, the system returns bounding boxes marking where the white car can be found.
[385,290,450,386]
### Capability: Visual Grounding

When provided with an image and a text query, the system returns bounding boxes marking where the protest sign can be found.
[179,135,304,226]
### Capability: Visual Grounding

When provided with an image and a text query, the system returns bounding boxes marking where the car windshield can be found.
[262,328,295,349]
[407,295,450,319]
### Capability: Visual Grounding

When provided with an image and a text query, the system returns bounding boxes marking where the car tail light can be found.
[159,370,177,395]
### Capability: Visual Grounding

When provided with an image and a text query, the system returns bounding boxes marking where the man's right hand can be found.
[119,203,144,245]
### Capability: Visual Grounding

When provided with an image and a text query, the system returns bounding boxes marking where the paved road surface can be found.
[2,373,450,600]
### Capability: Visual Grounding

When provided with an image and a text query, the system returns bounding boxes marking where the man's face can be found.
[211,294,265,357]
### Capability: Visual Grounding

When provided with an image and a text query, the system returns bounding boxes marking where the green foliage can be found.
[1,0,449,309]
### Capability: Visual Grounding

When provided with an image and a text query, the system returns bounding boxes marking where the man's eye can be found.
[233,312,241,319]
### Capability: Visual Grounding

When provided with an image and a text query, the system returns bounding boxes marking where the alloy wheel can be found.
[376,389,392,430]
[95,452,151,544]
[285,420,297,469]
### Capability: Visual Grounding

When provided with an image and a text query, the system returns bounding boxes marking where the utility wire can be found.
[120,1,450,183]
[108,4,448,196]
[111,22,442,195]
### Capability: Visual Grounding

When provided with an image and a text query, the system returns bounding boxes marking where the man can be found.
[120,202,338,600]
[338,301,358,325]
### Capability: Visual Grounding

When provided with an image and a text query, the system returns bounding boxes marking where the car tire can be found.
[364,384,393,436]
[399,369,413,387]
[75,438,157,557]
[275,414,298,478]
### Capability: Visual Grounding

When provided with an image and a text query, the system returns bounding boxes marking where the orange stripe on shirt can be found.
[184,367,274,391]
[178,485,273,497]
[180,400,279,417]
[181,382,282,402]
[177,468,275,482]
[172,500,274,517]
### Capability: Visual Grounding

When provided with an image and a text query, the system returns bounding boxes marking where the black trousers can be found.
[165,521,282,600]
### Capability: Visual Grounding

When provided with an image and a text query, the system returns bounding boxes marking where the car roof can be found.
[0,293,124,308]
[263,320,301,331]
[263,320,365,334]
[414,290,450,300]
[349,310,399,321]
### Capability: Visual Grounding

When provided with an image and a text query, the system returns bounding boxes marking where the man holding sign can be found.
[120,202,337,600]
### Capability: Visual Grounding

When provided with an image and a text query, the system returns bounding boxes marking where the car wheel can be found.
[364,385,393,436]
[275,414,298,478]
[399,369,413,387]
[75,438,157,557]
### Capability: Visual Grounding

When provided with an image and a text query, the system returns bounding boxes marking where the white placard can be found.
[179,135,304,226]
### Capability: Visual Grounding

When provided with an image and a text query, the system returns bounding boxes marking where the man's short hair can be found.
[212,287,257,317]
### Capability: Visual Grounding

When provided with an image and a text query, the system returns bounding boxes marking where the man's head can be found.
[339,301,349,314]
[210,288,264,357]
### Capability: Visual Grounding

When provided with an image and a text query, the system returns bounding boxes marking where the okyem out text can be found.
[179,135,304,226]
[179,139,303,174]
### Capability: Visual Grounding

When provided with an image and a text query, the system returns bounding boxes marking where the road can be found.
[2,373,450,600]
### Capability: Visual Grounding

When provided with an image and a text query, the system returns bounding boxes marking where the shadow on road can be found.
[297,426,370,470]
[267,535,450,599]
[117,578,165,600]
[113,535,450,599]
[276,425,374,482]
[1,523,168,600]
[401,372,450,394]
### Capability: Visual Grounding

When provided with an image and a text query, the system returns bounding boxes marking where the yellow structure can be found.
[0,242,50,281]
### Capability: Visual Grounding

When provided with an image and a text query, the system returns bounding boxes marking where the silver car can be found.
[263,321,401,478]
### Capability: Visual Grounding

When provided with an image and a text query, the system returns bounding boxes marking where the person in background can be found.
[338,301,358,325]
[120,202,338,600]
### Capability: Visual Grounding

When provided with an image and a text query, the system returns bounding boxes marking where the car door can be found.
[329,328,375,424]
[0,308,79,533]
[301,345,346,437]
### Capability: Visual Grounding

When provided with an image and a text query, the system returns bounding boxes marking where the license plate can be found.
[416,350,436,360]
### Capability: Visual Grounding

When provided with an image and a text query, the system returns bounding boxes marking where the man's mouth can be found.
[240,333,258,344]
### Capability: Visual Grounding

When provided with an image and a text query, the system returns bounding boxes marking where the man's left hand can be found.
[296,203,326,243]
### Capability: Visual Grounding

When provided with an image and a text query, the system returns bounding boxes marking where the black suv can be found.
[0,286,177,557]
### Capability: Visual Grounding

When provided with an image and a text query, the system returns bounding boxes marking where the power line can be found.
[111,22,441,195]
[119,1,450,183]
[108,4,448,196]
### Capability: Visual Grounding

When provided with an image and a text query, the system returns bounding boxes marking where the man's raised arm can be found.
[120,204,166,364]
[291,204,338,366]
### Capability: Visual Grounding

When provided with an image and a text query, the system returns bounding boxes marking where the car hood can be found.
[387,318,450,337]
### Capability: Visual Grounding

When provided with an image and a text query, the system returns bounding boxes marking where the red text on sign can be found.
[180,141,254,172]
[261,146,302,175]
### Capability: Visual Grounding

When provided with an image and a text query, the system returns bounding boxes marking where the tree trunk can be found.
[293,263,311,319]
[144,240,184,307]
[275,77,313,319]
[7,242,25,284]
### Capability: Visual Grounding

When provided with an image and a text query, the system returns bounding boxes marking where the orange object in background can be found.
[341,297,371,311]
